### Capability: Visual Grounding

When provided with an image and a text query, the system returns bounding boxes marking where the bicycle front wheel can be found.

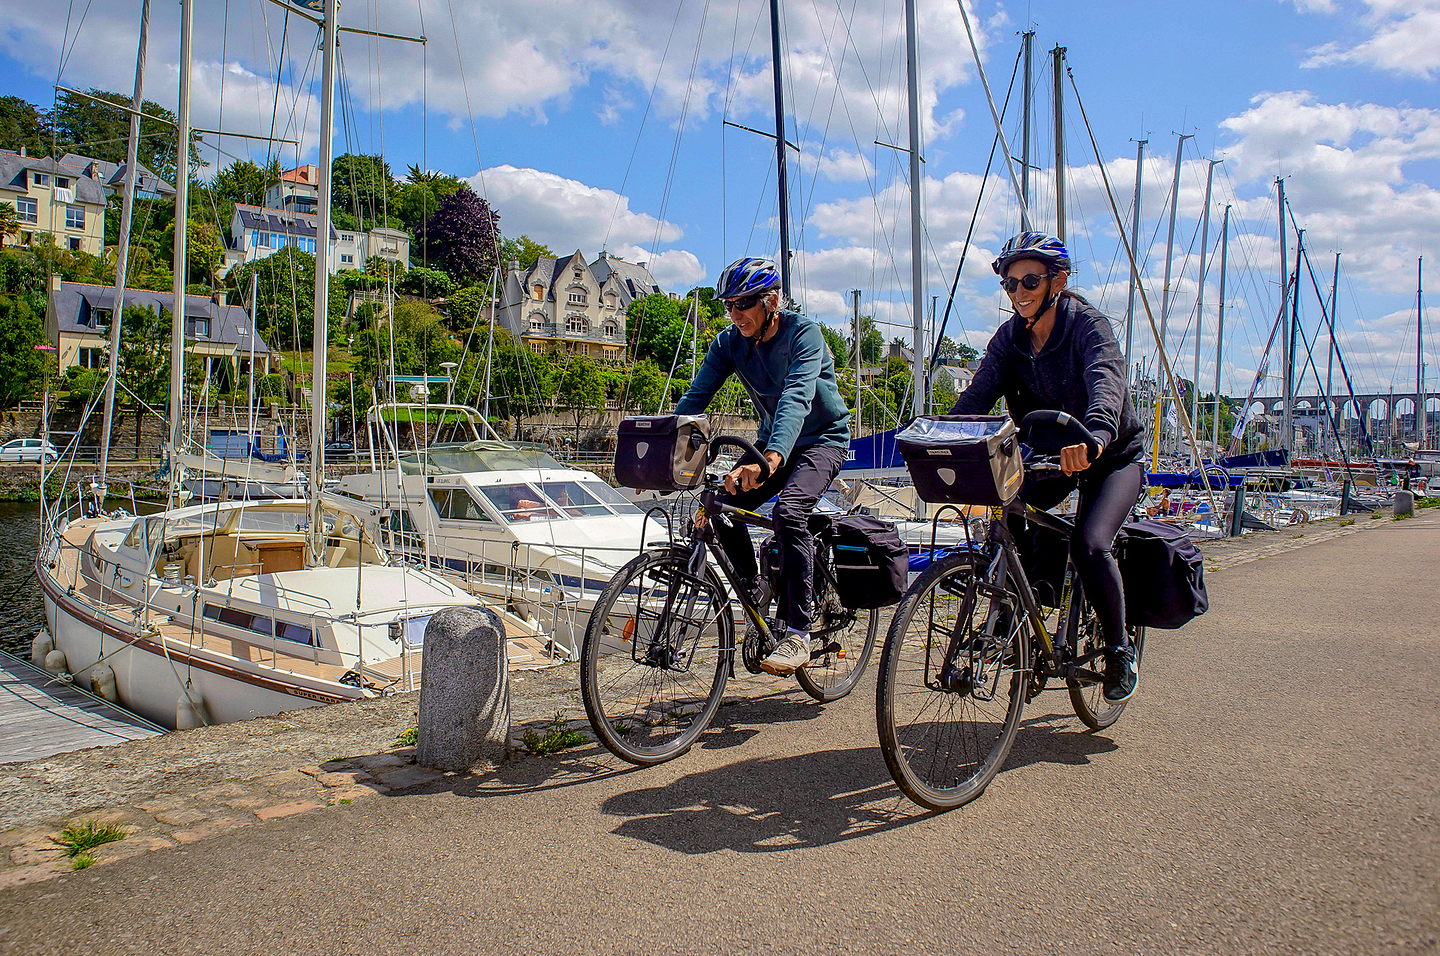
[795,598,879,703]
[875,551,1030,811]
[580,548,734,766]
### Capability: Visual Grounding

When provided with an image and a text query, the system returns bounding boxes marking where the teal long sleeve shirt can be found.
[675,310,850,463]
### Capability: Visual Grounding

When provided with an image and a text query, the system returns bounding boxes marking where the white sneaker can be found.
[761,634,810,676]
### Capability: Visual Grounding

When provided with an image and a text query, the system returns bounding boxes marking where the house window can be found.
[340,254,354,264]
[532,285,544,301]
[567,292,587,305]
[573,269,582,279]
[15,197,36,223]
[529,341,546,355]
[31,172,49,188]
[90,308,111,329]
[56,177,69,189]
[340,233,353,242]
[68,237,81,251]
[602,319,619,338]
[78,348,103,369]
[566,315,589,335]
[192,318,211,338]
[65,205,85,230]
[605,294,617,309]
[529,313,546,331]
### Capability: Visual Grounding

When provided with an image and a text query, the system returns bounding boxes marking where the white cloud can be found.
[1301,0,1440,78]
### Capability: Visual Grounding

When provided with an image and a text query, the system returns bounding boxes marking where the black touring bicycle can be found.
[579,415,907,766]
[874,410,1208,810]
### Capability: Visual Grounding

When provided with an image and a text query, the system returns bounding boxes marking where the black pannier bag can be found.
[1118,519,1209,629]
[615,415,711,492]
[830,514,909,609]
[896,415,1024,506]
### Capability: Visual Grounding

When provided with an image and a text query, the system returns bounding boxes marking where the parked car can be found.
[323,441,357,461]
[0,438,58,463]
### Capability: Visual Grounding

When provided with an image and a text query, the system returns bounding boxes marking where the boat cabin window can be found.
[584,481,644,515]
[534,481,610,517]
[123,519,147,549]
[475,483,558,523]
[429,487,495,523]
[202,604,315,646]
[381,509,423,552]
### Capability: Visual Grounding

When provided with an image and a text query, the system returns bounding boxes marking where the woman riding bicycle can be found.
[947,231,1144,702]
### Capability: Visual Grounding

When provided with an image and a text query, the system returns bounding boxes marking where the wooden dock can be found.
[0,650,164,763]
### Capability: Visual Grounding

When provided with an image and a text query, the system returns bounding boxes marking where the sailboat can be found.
[34,0,487,730]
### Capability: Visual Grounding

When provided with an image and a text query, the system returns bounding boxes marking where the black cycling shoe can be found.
[1102,643,1137,702]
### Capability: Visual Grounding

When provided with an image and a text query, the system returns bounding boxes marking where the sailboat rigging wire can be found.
[1064,67,1220,519]
[927,43,1025,379]
[955,0,1032,228]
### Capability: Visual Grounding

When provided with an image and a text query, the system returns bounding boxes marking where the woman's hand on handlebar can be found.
[726,450,782,494]
[1060,441,1100,476]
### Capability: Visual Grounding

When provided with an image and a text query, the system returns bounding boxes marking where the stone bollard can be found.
[1393,490,1414,518]
[417,606,510,771]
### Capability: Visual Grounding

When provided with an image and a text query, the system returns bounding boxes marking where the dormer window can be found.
[533,285,544,301]
[32,172,50,188]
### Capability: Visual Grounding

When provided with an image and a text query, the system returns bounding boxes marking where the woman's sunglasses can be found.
[1000,273,1047,294]
[724,292,765,313]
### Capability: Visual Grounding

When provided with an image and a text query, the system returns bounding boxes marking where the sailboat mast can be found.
[1193,159,1218,458]
[1212,204,1230,452]
[167,0,193,498]
[1123,138,1146,370]
[1290,229,1304,454]
[308,0,338,566]
[904,0,926,423]
[99,0,151,489]
[1019,31,1033,231]
[1325,254,1338,461]
[1418,256,1426,448]
[1052,45,1066,243]
[1277,177,1291,455]
[1158,134,1191,378]
[768,0,791,298]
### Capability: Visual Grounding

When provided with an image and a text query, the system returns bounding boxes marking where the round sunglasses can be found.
[1000,273,1047,294]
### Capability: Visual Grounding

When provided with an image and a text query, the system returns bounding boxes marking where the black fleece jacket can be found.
[948,293,1143,466]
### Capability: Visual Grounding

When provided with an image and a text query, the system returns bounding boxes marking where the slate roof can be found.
[590,253,663,300]
[233,203,338,240]
[0,152,108,205]
[58,153,175,197]
[52,282,271,354]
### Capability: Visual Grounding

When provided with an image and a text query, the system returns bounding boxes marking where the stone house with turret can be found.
[494,250,666,362]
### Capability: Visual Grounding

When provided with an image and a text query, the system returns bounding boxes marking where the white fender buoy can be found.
[43,648,71,679]
[176,695,208,730]
[90,665,120,704]
[30,630,53,667]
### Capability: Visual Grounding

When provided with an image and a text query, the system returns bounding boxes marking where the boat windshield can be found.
[396,441,565,475]
[474,480,641,523]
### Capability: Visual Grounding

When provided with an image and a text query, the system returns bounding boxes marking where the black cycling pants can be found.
[710,444,847,633]
[1019,455,1144,649]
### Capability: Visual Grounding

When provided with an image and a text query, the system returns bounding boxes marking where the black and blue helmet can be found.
[716,256,782,300]
[991,231,1072,276]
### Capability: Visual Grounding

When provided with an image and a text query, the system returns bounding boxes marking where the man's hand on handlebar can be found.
[726,450,783,494]
[1060,442,1099,476]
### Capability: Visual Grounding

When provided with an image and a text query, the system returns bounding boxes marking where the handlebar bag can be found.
[615,415,711,491]
[830,514,909,609]
[1117,519,1209,629]
[897,415,1023,506]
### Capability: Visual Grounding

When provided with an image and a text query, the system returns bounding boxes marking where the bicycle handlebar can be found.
[1019,410,1102,464]
[706,434,772,483]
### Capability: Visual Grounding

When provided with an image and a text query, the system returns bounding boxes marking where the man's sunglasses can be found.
[724,292,765,313]
[1000,273,1047,294]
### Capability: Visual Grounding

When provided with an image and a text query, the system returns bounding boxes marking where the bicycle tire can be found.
[794,598,879,703]
[875,551,1030,811]
[580,548,733,766]
[1067,584,1146,730]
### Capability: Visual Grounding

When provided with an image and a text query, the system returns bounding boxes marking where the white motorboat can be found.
[330,403,668,656]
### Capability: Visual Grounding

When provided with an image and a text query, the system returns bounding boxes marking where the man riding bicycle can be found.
[674,256,851,676]
[947,231,1145,702]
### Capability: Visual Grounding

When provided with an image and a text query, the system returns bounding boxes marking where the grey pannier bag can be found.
[615,415,712,491]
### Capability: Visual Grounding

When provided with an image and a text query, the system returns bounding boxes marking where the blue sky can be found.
[2,0,1436,411]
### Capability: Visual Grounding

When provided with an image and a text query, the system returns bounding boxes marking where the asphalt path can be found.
[2,517,1437,955]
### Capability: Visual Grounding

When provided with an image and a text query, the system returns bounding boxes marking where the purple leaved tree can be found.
[420,184,501,284]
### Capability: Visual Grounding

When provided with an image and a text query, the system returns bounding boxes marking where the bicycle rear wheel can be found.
[794,580,879,702]
[875,551,1030,811]
[580,548,734,766]
[1067,585,1146,730]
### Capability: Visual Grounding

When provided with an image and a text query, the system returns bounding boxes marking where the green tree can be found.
[0,96,50,157]
[350,296,461,389]
[848,315,884,365]
[0,203,19,249]
[49,89,198,183]
[0,293,49,407]
[556,353,606,443]
[397,265,455,299]
[228,247,342,349]
[819,323,848,368]
[200,158,271,226]
[498,234,556,271]
[332,153,394,231]
[624,358,667,414]
[625,292,691,366]
[934,334,978,366]
[393,164,464,239]
[117,303,171,455]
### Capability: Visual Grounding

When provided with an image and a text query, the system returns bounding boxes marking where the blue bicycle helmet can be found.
[991,231,1072,276]
[716,257,782,300]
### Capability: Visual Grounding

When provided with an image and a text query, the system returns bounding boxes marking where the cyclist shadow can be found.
[694,687,830,751]
[1002,712,1121,770]
[600,746,920,853]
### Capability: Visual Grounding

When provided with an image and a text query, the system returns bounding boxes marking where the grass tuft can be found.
[392,727,418,748]
[53,820,126,863]
[522,712,588,755]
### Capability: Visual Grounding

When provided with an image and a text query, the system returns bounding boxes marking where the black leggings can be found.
[1019,455,1144,649]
